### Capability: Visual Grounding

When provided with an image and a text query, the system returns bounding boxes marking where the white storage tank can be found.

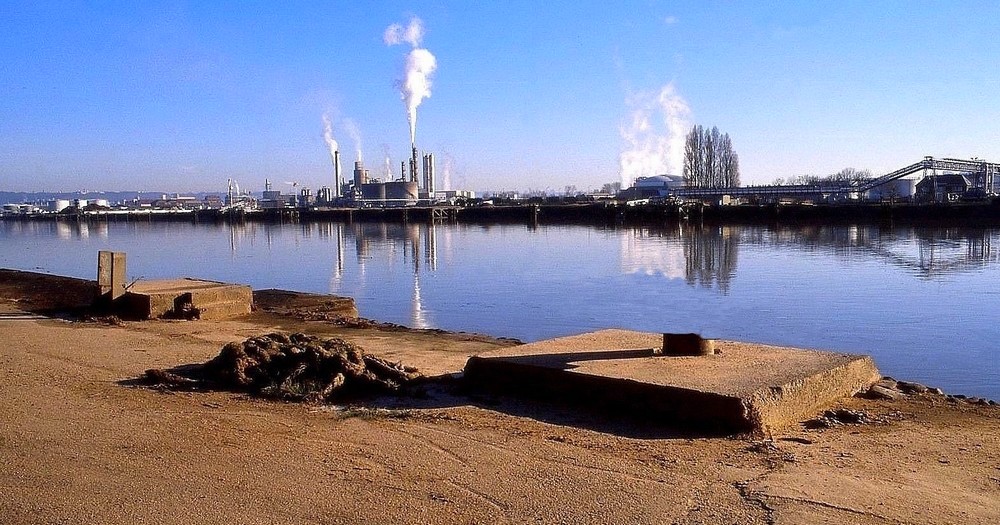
[868,178,917,201]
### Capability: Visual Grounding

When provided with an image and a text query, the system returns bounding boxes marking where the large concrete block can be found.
[97,251,127,300]
[122,278,252,320]
[464,329,880,434]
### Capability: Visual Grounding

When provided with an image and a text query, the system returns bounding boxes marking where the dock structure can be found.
[464,329,880,434]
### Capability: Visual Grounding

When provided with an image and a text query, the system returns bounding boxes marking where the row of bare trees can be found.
[683,125,740,188]
[771,168,874,186]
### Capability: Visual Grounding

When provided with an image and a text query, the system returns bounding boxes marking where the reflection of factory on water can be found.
[330,220,441,329]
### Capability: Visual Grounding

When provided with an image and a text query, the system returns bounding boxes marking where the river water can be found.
[2,219,998,399]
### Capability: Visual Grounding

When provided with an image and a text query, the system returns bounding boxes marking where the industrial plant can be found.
[619,156,1000,205]
[3,156,1000,225]
[248,144,472,212]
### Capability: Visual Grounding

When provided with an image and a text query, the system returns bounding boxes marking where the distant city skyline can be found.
[3,1,999,193]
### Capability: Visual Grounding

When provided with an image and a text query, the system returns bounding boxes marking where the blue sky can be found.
[2,1,999,193]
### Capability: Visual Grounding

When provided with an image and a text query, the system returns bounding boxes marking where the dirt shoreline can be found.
[1,269,998,524]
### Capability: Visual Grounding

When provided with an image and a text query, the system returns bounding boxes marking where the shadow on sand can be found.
[121,361,725,440]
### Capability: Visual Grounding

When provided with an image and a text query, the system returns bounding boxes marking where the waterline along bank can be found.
[5,199,1000,227]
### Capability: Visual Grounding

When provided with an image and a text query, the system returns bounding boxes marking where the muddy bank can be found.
[0,268,99,314]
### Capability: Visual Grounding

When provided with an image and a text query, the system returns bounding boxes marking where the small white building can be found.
[2,204,39,215]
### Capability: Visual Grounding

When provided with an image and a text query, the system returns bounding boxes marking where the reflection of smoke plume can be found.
[343,118,363,162]
[618,83,691,188]
[620,228,685,280]
[385,17,437,145]
[322,113,339,164]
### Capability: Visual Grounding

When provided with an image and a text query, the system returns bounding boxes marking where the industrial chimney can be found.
[353,160,367,188]
[410,145,419,184]
[422,153,435,196]
[333,150,342,198]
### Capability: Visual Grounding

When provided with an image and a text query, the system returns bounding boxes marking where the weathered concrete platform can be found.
[123,278,252,320]
[464,329,880,434]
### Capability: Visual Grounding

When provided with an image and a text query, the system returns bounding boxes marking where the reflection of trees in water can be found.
[759,225,999,278]
[683,226,739,293]
[623,222,996,292]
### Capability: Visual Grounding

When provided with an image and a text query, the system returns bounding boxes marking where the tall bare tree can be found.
[683,125,740,188]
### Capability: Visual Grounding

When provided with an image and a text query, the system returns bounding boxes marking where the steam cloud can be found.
[618,83,691,188]
[441,151,454,191]
[342,118,363,163]
[385,17,437,145]
[322,113,339,162]
[383,19,424,47]
[382,144,392,178]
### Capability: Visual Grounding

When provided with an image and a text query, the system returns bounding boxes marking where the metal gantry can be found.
[670,156,1000,200]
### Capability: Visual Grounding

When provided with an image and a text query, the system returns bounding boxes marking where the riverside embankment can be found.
[1,269,998,524]
[6,199,1000,227]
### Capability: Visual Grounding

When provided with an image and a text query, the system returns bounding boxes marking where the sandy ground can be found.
[1,272,998,524]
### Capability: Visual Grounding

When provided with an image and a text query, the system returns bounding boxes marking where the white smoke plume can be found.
[385,17,437,145]
[342,118,363,163]
[322,113,338,162]
[382,144,392,179]
[383,19,424,47]
[441,151,454,191]
[618,83,692,188]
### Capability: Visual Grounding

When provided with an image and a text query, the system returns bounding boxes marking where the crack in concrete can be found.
[733,481,776,525]
[759,493,907,524]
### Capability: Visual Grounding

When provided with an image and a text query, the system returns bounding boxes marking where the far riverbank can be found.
[5,199,1000,227]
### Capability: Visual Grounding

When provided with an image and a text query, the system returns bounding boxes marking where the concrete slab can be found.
[123,278,252,320]
[463,329,880,434]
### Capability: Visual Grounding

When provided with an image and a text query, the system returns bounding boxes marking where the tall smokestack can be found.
[354,160,366,189]
[410,145,418,184]
[423,153,435,195]
[333,150,341,198]
[322,114,341,197]
[422,154,428,191]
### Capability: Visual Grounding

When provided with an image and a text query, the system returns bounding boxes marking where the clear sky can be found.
[3,1,999,193]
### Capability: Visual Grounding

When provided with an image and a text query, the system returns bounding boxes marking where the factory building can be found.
[617,175,687,200]
[915,174,974,203]
[260,179,291,209]
[345,148,437,208]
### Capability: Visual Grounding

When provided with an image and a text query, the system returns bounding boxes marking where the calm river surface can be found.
[2,219,998,399]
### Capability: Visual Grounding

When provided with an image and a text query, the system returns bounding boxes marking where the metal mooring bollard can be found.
[660,333,716,356]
